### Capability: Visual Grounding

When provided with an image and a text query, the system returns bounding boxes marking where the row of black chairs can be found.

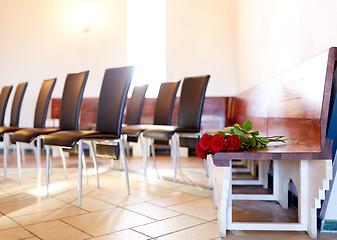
[121,76,209,182]
[0,66,209,205]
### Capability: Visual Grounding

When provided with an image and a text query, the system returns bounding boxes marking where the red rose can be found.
[195,144,208,159]
[199,134,212,151]
[226,135,242,151]
[210,134,227,153]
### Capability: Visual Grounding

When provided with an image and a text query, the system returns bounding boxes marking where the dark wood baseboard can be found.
[51,96,233,131]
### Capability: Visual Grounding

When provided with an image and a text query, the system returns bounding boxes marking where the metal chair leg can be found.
[175,133,181,171]
[3,133,8,180]
[82,151,88,184]
[151,139,156,168]
[59,147,68,179]
[118,139,130,195]
[123,135,130,161]
[78,140,83,206]
[46,145,51,197]
[89,141,100,188]
[36,136,42,188]
[16,142,21,184]
[21,147,26,168]
[172,133,178,182]
[142,135,149,176]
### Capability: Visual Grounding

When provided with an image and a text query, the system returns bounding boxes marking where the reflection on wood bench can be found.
[210,47,337,238]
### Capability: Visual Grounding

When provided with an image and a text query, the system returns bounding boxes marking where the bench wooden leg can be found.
[211,157,332,238]
[209,155,230,237]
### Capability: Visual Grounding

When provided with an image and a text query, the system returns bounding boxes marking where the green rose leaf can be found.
[260,137,269,145]
[250,130,259,136]
[243,120,252,131]
[233,128,244,136]
[250,137,257,147]
[240,136,250,143]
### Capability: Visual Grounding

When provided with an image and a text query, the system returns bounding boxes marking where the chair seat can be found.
[142,125,200,140]
[122,124,161,136]
[43,130,120,147]
[11,128,59,143]
[0,126,23,135]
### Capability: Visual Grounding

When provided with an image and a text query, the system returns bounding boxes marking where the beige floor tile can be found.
[0,192,38,205]
[167,198,217,221]
[0,190,10,197]
[6,197,73,217]
[52,185,108,203]
[12,206,88,226]
[148,192,202,207]
[0,214,20,230]
[232,207,297,223]
[92,229,150,240]
[91,189,162,207]
[137,183,185,197]
[0,180,18,190]
[132,214,206,238]
[174,185,213,197]
[157,222,220,240]
[143,177,186,189]
[71,196,116,212]
[1,182,37,195]
[0,227,34,240]
[0,197,38,216]
[233,200,298,219]
[98,174,142,192]
[62,208,154,236]
[126,202,181,220]
[26,220,90,240]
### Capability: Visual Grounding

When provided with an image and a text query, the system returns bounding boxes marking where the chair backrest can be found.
[178,75,210,130]
[96,66,134,135]
[0,86,13,126]
[125,84,148,125]
[59,72,88,131]
[10,82,28,127]
[153,81,180,125]
[34,78,57,128]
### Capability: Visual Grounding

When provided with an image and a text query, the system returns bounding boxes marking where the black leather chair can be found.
[0,82,28,180]
[120,84,148,159]
[142,75,210,181]
[0,86,13,176]
[0,86,13,127]
[121,81,180,175]
[11,73,88,184]
[95,84,148,161]
[124,84,148,125]
[10,79,56,184]
[43,66,134,206]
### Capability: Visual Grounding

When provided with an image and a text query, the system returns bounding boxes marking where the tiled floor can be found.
[0,153,336,239]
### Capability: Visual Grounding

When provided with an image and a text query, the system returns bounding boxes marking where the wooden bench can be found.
[210,47,337,238]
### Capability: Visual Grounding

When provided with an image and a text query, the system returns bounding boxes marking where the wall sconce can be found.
[70,3,102,33]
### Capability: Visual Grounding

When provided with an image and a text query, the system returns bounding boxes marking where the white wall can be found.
[0,0,236,127]
[0,0,127,127]
[236,0,337,93]
[166,0,237,96]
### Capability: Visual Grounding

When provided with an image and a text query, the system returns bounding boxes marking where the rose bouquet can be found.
[195,120,287,160]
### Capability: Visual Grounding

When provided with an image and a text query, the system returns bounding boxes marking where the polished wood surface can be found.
[51,96,233,131]
[214,47,337,167]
